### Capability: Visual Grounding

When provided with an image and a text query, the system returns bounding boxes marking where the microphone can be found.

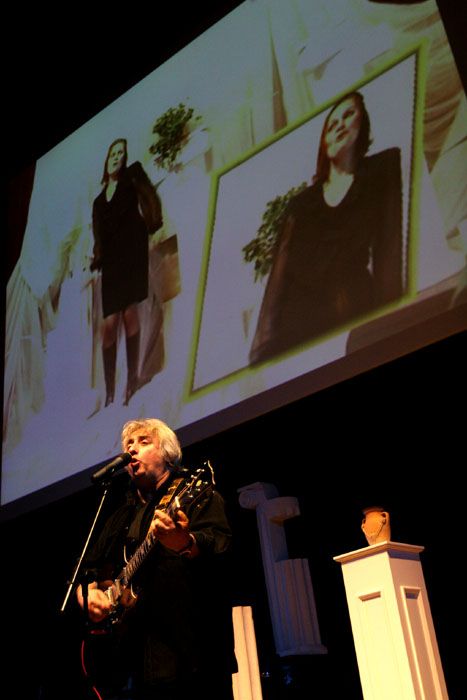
[91,452,132,484]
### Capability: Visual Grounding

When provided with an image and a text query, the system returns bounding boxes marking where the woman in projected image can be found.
[249,91,404,365]
[91,138,163,406]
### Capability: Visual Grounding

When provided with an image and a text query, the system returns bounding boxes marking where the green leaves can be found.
[242,182,307,281]
[149,103,201,170]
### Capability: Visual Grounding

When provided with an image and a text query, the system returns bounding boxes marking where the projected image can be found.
[3,0,466,513]
[192,58,414,391]
[249,91,404,365]
[90,139,165,410]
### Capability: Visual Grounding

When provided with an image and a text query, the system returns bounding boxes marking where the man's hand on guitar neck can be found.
[149,508,199,558]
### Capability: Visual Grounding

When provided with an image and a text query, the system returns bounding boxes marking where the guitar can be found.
[100,461,214,626]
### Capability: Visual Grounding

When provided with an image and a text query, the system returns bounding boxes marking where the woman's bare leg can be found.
[102,313,120,405]
[122,305,140,405]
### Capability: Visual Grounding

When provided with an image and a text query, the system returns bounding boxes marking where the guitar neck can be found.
[113,465,213,590]
[115,477,185,587]
[120,529,157,585]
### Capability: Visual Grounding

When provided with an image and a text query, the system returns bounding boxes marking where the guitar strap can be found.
[127,502,148,542]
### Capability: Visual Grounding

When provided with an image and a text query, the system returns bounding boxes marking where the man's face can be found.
[123,430,166,489]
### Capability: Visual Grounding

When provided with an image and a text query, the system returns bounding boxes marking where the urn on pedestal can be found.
[361,506,391,545]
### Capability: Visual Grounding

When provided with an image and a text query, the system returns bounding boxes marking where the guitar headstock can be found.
[167,460,215,516]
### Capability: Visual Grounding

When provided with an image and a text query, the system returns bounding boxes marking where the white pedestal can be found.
[334,541,448,700]
[232,606,263,700]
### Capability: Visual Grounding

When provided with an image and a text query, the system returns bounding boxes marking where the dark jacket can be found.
[84,470,237,692]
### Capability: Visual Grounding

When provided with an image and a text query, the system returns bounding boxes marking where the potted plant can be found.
[242,182,307,282]
[149,103,201,171]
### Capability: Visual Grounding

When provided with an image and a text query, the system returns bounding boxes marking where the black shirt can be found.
[84,469,236,693]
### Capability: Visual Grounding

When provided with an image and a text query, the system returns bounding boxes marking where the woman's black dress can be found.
[249,147,404,363]
[92,162,162,318]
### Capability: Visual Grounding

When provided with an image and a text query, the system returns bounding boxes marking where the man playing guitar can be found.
[76,418,236,699]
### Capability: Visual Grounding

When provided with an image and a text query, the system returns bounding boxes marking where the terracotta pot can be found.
[361,506,391,545]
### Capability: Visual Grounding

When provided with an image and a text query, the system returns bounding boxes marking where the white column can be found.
[334,541,448,700]
[232,605,263,700]
[238,481,327,657]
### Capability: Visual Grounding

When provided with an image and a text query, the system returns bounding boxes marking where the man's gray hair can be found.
[121,418,182,466]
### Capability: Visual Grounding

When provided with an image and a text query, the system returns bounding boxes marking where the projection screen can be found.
[3,0,466,516]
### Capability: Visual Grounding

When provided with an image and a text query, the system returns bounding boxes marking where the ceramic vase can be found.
[361,506,391,545]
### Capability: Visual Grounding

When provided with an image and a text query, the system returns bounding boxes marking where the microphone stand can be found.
[60,480,113,616]
[59,467,130,698]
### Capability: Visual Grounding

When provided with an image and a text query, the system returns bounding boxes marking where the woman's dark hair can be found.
[313,91,371,183]
[101,138,128,185]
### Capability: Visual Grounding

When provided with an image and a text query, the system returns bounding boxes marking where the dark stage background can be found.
[3,2,466,698]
